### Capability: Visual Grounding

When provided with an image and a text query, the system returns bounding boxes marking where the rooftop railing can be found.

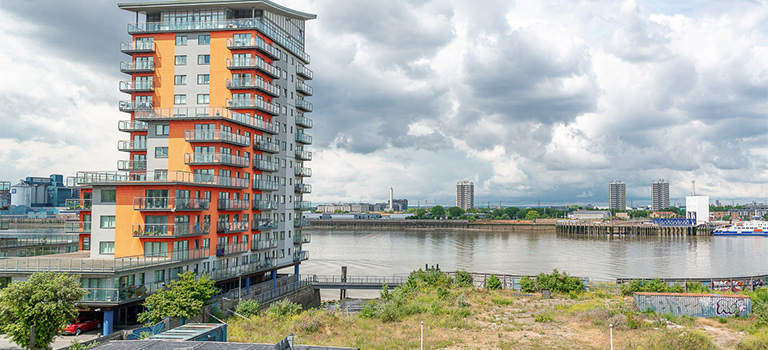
[253,159,279,172]
[117,139,147,152]
[252,238,278,251]
[216,221,249,234]
[117,160,146,171]
[296,98,313,112]
[0,248,209,273]
[65,220,91,233]
[225,98,280,116]
[0,234,79,249]
[118,120,148,132]
[184,152,250,168]
[184,129,250,147]
[254,140,280,153]
[226,58,280,78]
[295,167,312,177]
[133,197,210,211]
[73,170,249,189]
[295,114,313,128]
[120,41,155,53]
[132,222,210,237]
[217,199,250,211]
[119,80,154,93]
[252,199,278,211]
[65,199,91,211]
[295,133,312,145]
[226,37,281,59]
[296,64,313,80]
[252,179,279,191]
[296,81,313,96]
[120,60,154,73]
[226,78,281,96]
[295,149,312,161]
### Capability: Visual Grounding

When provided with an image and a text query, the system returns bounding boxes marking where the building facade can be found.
[10,175,77,208]
[608,180,626,210]
[456,181,474,210]
[651,179,669,211]
[0,0,315,335]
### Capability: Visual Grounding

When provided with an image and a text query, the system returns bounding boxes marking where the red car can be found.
[63,317,101,335]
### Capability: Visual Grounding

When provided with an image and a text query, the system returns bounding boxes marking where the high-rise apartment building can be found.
[608,180,626,210]
[651,179,669,211]
[456,181,474,210]
[0,0,315,335]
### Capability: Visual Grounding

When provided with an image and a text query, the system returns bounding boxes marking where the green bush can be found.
[533,312,554,323]
[535,269,584,294]
[235,299,261,317]
[455,270,473,287]
[265,299,301,318]
[752,287,768,326]
[486,274,501,290]
[520,276,536,293]
[686,281,710,293]
[619,278,685,296]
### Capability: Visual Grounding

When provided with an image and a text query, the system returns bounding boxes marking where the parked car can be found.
[62,317,101,335]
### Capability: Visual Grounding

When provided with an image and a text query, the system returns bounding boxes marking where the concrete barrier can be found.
[634,292,752,318]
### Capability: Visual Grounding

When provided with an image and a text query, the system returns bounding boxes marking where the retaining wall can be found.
[633,292,752,318]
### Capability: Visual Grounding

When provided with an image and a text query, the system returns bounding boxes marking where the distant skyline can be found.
[0,0,766,207]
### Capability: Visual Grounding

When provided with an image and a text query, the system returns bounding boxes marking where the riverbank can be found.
[307,219,557,232]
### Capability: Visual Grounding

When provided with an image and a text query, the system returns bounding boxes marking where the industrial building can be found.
[456,181,474,210]
[651,179,669,211]
[608,180,626,210]
[0,181,9,208]
[0,0,315,335]
[9,175,78,208]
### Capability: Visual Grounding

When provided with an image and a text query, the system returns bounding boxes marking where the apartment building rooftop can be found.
[118,0,317,20]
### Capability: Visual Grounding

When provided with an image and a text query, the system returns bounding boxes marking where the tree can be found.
[0,272,87,350]
[138,270,217,324]
[525,210,540,221]
[430,205,446,219]
[416,209,426,218]
[447,206,464,218]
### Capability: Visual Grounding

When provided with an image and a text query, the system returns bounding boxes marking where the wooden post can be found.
[340,266,347,300]
[29,325,35,350]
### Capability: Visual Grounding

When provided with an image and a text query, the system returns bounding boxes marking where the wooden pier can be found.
[555,221,709,236]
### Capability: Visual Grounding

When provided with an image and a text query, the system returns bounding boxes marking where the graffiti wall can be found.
[634,292,752,318]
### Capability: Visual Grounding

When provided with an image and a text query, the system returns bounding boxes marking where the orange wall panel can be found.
[151,33,176,109]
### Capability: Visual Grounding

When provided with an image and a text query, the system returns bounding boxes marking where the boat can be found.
[713,221,768,236]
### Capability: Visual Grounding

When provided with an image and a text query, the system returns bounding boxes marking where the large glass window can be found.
[82,236,90,251]
[100,216,115,228]
[155,147,169,158]
[99,241,115,254]
[100,190,116,203]
[146,242,167,257]
[155,124,170,136]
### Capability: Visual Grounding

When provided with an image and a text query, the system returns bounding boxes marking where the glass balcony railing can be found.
[252,180,279,191]
[65,220,91,233]
[207,258,277,281]
[252,238,278,251]
[294,184,312,194]
[217,199,250,211]
[226,78,281,97]
[216,221,249,234]
[293,232,311,244]
[294,201,311,211]
[118,140,147,152]
[253,219,278,231]
[215,243,250,256]
[0,248,209,274]
[226,58,280,78]
[120,60,154,73]
[133,197,210,211]
[225,98,279,116]
[295,167,312,177]
[118,120,148,132]
[117,160,146,171]
[295,114,313,128]
[296,98,313,112]
[295,133,312,145]
[253,159,279,172]
[295,149,312,161]
[184,130,250,147]
[72,170,249,189]
[296,81,313,96]
[120,41,155,53]
[296,64,313,80]
[65,199,91,211]
[133,107,280,135]
[132,223,210,237]
[184,152,250,168]
[82,280,165,304]
[254,140,280,153]
[252,200,278,211]
[119,100,153,112]
[226,37,281,59]
[293,250,309,262]
[119,80,154,93]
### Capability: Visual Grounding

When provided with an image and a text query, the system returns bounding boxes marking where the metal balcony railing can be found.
[184,130,250,147]
[208,258,277,281]
[294,184,312,194]
[226,58,280,78]
[293,250,309,262]
[252,180,279,191]
[252,200,278,211]
[120,41,155,53]
[119,100,153,112]
[295,114,313,128]
[119,80,154,93]
[295,133,312,145]
[294,201,311,211]
[295,167,312,177]
[253,219,278,230]
[120,60,154,73]
[133,197,210,211]
[215,242,250,256]
[253,159,279,172]
[65,220,91,233]
[0,248,209,274]
[296,64,313,80]
[118,120,148,132]
[117,160,146,171]
[217,199,250,211]
[65,199,91,211]
[296,81,313,96]
[295,149,312,161]
[225,98,280,116]
[252,238,278,251]
[184,152,250,168]
[72,170,249,189]
[216,221,249,234]
[132,223,210,237]
[293,232,311,244]
[226,37,281,59]
[296,98,313,112]
[132,107,280,135]
[118,140,147,152]
[254,140,280,153]
[226,78,280,97]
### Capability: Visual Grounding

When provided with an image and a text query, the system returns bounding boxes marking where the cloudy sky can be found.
[0,0,766,207]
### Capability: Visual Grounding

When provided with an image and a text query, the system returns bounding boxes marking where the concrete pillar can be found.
[245,276,250,295]
[294,264,300,282]
[103,310,115,335]
[271,270,277,290]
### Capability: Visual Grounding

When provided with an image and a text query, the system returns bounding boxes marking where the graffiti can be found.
[712,280,732,291]
[716,298,746,316]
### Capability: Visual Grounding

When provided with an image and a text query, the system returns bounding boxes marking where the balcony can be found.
[293,232,311,244]
[120,41,155,54]
[252,238,278,251]
[65,220,91,233]
[215,242,250,257]
[117,160,146,171]
[119,80,154,93]
[296,64,313,80]
[253,159,279,172]
[252,179,279,191]
[296,98,313,112]
[295,184,312,194]
[132,222,210,238]
[65,199,91,211]
[119,100,153,112]
[295,133,312,145]
[184,130,250,147]
[295,167,312,177]
[73,170,249,189]
[293,218,305,228]
[293,250,309,262]
[120,60,154,73]
[133,197,210,211]
[226,78,280,97]
[184,152,250,168]
[208,258,277,281]
[254,140,280,153]
[295,81,313,96]
[252,200,278,211]
[226,58,280,78]
[216,221,250,234]
[295,114,313,128]
[225,98,279,116]
[295,149,312,161]
[118,120,148,132]
[217,199,250,211]
[253,219,277,231]
[226,37,281,60]
[294,201,311,211]
[133,108,280,134]
[118,140,147,152]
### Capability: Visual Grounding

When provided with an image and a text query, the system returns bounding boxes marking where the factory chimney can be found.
[388,187,393,211]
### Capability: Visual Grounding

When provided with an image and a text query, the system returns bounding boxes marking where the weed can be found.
[492,297,513,306]
[235,299,261,317]
[719,317,728,324]
[455,269,473,287]
[533,312,554,323]
[487,274,501,290]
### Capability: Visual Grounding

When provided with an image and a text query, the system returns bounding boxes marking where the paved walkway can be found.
[0,330,100,349]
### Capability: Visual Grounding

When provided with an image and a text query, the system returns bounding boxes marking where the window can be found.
[198,35,210,44]
[203,238,210,249]
[154,269,165,282]
[175,55,187,65]
[197,74,210,85]
[155,147,169,158]
[82,236,90,251]
[197,94,209,104]
[174,94,186,105]
[100,215,115,228]
[197,54,210,65]
[175,35,187,46]
[155,124,169,136]
[100,189,116,203]
[99,241,115,255]
[145,242,167,257]
[174,75,187,85]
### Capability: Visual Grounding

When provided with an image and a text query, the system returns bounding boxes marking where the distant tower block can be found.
[651,179,670,211]
[388,187,393,211]
[456,181,474,210]
[609,180,626,210]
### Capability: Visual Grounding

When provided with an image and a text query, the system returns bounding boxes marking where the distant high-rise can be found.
[651,179,670,211]
[456,181,474,210]
[609,180,626,210]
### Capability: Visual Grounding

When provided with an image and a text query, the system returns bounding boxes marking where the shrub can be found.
[455,270,473,287]
[752,287,768,326]
[686,281,710,293]
[520,276,536,293]
[457,293,470,308]
[533,312,554,323]
[235,299,261,317]
[487,274,501,290]
[619,278,685,296]
[265,299,302,318]
[535,269,584,294]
